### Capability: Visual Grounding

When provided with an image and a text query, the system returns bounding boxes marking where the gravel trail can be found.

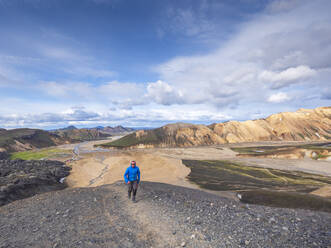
[1,182,331,248]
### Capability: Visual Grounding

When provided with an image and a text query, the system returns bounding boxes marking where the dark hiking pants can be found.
[128,180,138,197]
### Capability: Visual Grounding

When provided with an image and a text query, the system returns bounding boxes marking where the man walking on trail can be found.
[124,160,141,202]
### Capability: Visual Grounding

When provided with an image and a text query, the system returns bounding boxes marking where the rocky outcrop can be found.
[0,159,71,206]
[103,107,331,148]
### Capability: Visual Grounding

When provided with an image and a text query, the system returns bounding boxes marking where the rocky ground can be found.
[0,159,71,206]
[0,182,330,248]
[0,152,9,160]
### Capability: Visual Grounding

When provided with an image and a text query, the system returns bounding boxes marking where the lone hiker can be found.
[124,160,141,202]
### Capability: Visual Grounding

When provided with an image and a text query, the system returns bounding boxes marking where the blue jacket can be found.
[124,166,141,184]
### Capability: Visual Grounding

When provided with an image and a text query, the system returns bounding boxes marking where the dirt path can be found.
[109,182,229,247]
[112,183,177,247]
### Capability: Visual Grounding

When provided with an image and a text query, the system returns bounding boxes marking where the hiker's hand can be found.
[127,181,130,184]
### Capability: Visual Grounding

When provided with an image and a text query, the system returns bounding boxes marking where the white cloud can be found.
[38,80,146,107]
[267,92,291,103]
[259,65,316,89]
[39,46,82,61]
[1,0,331,128]
[0,27,116,84]
[154,0,331,110]
[146,80,183,105]
[0,105,232,128]
[37,44,116,79]
[39,81,93,99]
[98,81,145,99]
[0,108,101,128]
[64,67,115,78]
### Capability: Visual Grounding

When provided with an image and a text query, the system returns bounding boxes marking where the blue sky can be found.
[0,0,330,129]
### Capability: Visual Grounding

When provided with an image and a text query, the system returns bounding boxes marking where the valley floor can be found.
[65,140,331,198]
[1,140,331,247]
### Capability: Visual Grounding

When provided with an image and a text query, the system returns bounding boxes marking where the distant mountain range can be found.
[52,125,134,133]
[48,125,135,145]
[0,125,134,153]
[99,125,135,134]
[2,108,330,153]
[100,107,331,148]
[50,128,111,142]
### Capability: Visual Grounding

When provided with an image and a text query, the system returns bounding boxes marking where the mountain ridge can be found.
[0,128,70,153]
[0,125,135,153]
[100,106,331,148]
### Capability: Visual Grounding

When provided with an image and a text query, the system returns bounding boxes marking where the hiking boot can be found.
[132,195,136,202]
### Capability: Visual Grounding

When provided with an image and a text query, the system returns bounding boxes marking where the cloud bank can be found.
[0,0,330,128]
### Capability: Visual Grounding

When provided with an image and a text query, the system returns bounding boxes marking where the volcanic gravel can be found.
[0,152,9,160]
[0,159,70,206]
[0,182,330,248]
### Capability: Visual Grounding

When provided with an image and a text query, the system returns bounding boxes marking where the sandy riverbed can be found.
[66,150,193,189]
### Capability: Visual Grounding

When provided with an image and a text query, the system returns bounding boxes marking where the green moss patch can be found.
[96,128,169,148]
[11,148,71,160]
[183,160,331,192]
[230,142,331,158]
[183,159,331,211]
[240,190,331,213]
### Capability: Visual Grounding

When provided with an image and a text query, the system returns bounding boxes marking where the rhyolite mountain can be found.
[0,129,70,153]
[50,125,134,142]
[100,107,331,148]
[99,125,134,134]
[209,107,331,143]
[0,125,135,153]
[0,127,110,153]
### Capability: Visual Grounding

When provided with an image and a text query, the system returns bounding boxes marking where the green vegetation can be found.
[231,146,282,155]
[183,160,331,191]
[301,143,331,150]
[183,159,331,212]
[11,148,71,160]
[0,128,57,152]
[231,142,331,158]
[312,154,330,160]
[97,128,166,148]
[97,133,142,148]
[240,190,331,212]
